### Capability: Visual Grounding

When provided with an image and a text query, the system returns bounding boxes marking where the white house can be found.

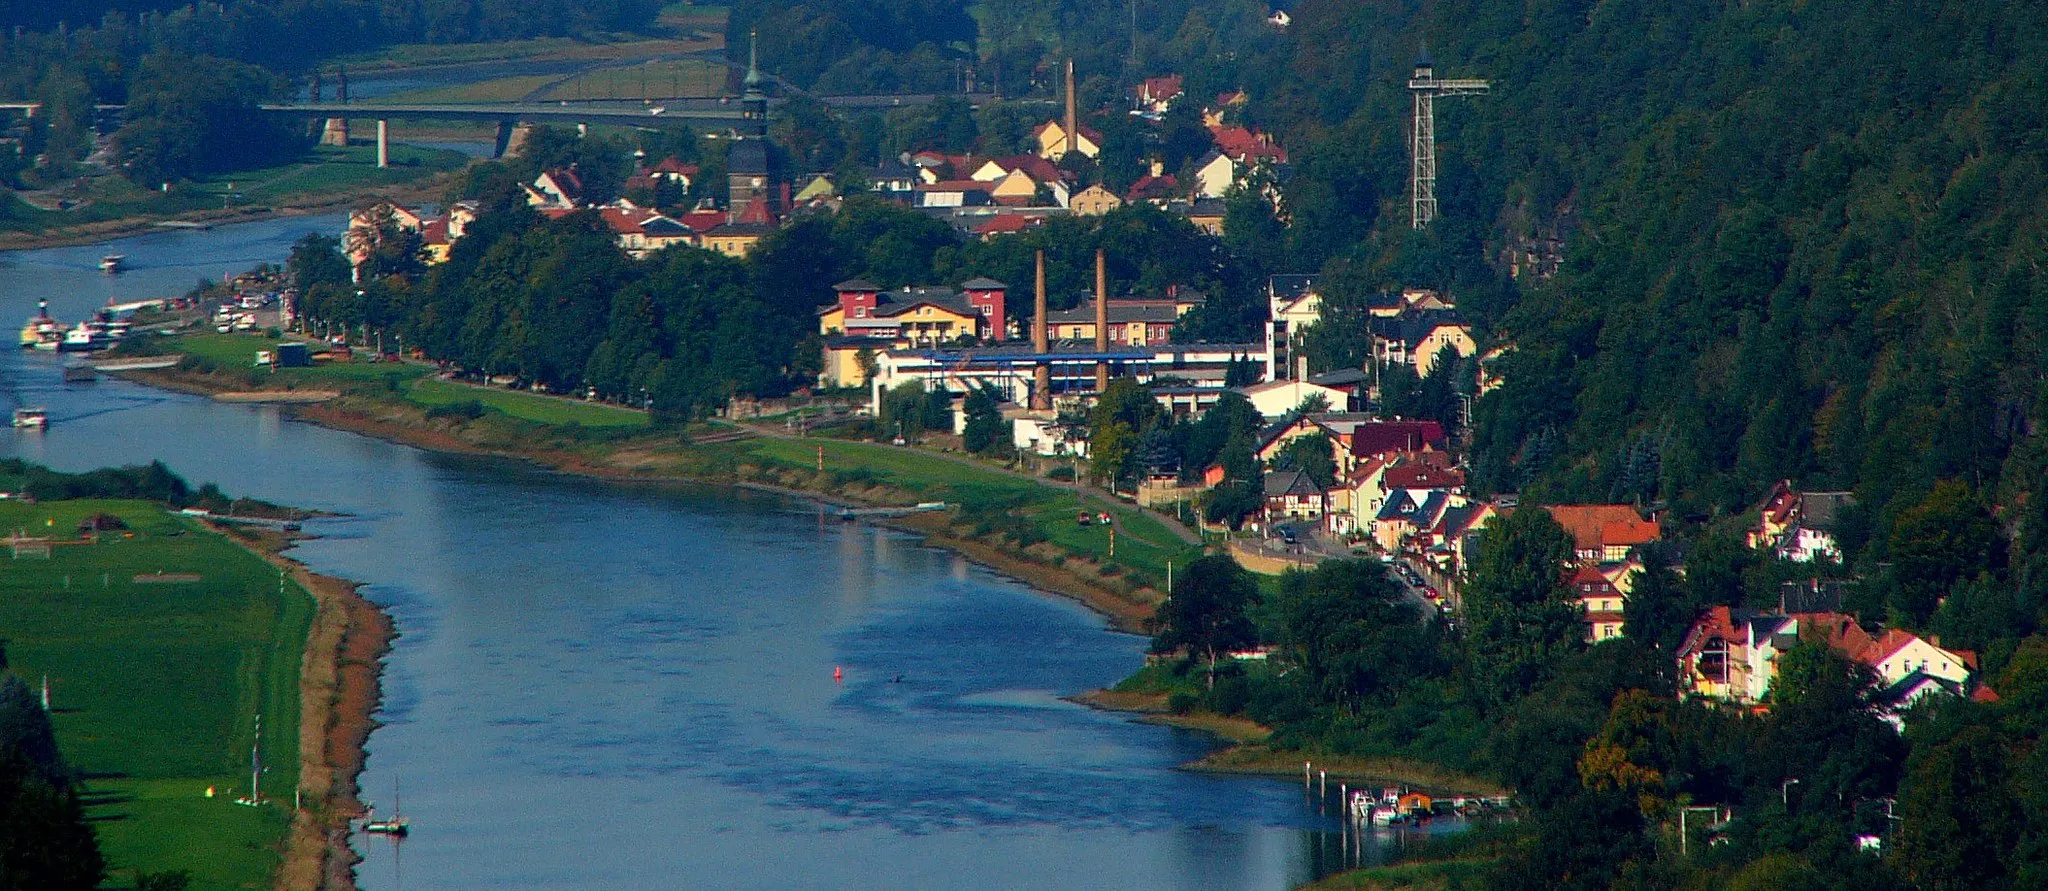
[1233,379,1349,421]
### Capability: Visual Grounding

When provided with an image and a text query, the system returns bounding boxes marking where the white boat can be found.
[100,254,125,273]
[12,408,48,429]
[362,779,410,837]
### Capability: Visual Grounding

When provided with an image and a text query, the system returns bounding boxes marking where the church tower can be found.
[728,32,774,222]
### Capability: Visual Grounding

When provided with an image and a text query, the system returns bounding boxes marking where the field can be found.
[163,333,649,428]
[409,376,650,428]
[0,499,312,889]
[694,434,1202,584]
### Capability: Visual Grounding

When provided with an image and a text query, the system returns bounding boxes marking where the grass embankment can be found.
[0,143,469,249]
[1297,860,1493,891]
[0,499,311,890]
[130,331,1201,630]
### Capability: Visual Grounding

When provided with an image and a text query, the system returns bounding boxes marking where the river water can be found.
[0,217,1466,889]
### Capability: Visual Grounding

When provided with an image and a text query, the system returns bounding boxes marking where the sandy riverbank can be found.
[220,527,393,891]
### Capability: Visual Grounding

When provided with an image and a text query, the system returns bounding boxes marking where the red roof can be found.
[648,157,699,176]
[677,209,727,233]
[1346,421,1447,458]
[974,215,1039,237]
[992,154,1064,183]
[419,217,450,246]
[1544,505,1661,554]
[1126,173,1181,201]
[1138,75,1184,103]
[1208,125,1287,163]
[735,197,777,226]
[1383,464,1464,491]
[1972,685,2001,703]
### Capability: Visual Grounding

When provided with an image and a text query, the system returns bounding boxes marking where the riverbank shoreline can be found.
[0,174,454,252]
[219,525,393,891]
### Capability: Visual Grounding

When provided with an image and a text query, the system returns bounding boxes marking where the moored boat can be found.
[100,254,125,273]
[19,300,62,350]
[12,408,48,429]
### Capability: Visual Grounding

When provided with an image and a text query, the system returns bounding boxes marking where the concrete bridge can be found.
[258,92,1002,165]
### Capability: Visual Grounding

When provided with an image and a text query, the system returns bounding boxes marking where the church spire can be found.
[744,30,763,94]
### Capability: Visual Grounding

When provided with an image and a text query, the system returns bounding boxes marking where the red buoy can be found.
[833,666,843,682]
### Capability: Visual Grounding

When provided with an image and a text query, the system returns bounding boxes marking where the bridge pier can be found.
[376,120,388,168]
[502,122,537,159]
[493,120,515,158]
[320,118,348,147]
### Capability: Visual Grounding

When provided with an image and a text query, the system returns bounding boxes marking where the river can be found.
[0,216,1466,889]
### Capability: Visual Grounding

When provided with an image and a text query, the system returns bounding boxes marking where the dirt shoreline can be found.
[221,528,393,891]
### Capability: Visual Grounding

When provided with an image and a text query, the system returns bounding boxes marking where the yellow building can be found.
[701,223,774,257]
[1070,184,1123,216]
[1032,120,1101,159]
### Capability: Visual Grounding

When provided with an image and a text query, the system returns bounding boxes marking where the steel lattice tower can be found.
[1408,54,1489,229]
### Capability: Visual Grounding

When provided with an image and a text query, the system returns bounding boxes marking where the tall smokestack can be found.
[1094,249,1109,392]
[1033,250,1051,410]
[1064,59,1078,160]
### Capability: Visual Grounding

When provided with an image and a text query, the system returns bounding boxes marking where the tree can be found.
[961,384,1009,455]
[1272,432,1336,488]
[1888,481,2005,627]
[1272,560,1433,710]
[286,234,351,295]
[1089,421,1137,490]
[1462,508,1582,704]
[1150,554,1260,688]
[1896,725,2021,890]
[1621,546,1693,655]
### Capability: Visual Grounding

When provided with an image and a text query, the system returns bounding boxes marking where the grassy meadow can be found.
[0,499,312,889]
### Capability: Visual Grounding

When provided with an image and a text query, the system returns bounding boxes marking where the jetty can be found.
[90,357,180,371]
[178,508,302,531]
[833,502,948,521]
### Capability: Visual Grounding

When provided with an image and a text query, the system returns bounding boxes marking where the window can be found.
[854,307,867,318]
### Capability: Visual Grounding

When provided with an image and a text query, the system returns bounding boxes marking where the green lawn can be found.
[165,333,429,391]
[0,500,311,890]
[715,435,1202,582]
[407,377,651,428]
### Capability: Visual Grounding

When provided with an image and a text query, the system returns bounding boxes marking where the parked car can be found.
[1077,511,1092,527]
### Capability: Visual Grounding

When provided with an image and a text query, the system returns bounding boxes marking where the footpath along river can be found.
[0,217,1465,889]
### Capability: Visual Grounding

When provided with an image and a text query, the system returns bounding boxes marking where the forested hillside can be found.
[1237,0,2048,617]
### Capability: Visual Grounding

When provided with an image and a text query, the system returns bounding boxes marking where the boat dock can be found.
[89,357,180,371]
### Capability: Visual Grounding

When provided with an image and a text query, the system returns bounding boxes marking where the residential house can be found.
[1135,74,1184,113]
[1184,197,1226,235]
[973,214,1044,240]
[1202,91,1248,128]
[1266,274,1321,380]
[1235,379,1350,421]
[869,157,920,201]
[1749,481,1855,563]
[1545,505,1661,564]
[525,168,586,209]
[915,180,995,209]
[1678,606,1806,705]
[1374,489,1450,553]
[1264,470,1328,523]
[699,222,775,257]
[1857,630,1976,689]
[597,207,695,258]
[1032,119,1101,160]
[1305,368,1369,411]
[1192,151,1237,199]
[1208,125,1287,165]
[1070,184,1124,216]
[816,278,1007,346]
[646,157,698,189]
[1126,168,1182,204]
[1570,565,1627,642]
[1372,310,1477,375]
[792,174,837,203]
[818,335,893,388]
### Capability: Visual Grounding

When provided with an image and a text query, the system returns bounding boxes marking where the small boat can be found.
[362,779,410,837]
[100,254,125,273]
[12,408,48,429]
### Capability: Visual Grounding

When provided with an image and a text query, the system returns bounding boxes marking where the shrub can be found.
[425,399,486,420]
[1167,691,1199,715]
[1046,465,1076,481]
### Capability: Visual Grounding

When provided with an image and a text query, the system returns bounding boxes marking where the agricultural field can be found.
[0,499,312,889]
